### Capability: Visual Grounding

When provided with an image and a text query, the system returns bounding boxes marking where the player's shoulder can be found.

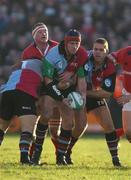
[49,40,58,47]
[104,58,116,74]
[115,46,131,55]
[22,43,36,58]
[77,46,88,58]
[45,44,59,61]
[23,43,35,53]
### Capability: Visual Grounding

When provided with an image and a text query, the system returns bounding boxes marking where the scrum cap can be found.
[64,29,81,43]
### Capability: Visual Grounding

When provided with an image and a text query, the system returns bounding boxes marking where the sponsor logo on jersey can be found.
[70,62,78,68]
[22,106,32,110]
[96,77,102,82]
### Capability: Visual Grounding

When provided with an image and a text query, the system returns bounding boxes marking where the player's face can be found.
[93,43,108,63]
[35,26,48,44]
[66,41,80,55]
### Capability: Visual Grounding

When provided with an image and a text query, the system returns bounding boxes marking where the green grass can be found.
[0,134,131,180]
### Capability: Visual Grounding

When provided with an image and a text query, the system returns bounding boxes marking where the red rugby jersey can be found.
[22,40,58,60]
[112,46,131,92]
[92,61,116,90]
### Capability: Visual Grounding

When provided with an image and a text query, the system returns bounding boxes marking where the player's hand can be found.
[59,71,74,81]
[62,98,72,108]
[57,81,70,90]
[107,54,117,64]
[116,95,130,105]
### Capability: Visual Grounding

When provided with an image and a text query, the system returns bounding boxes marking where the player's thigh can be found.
[90,106,114,132]
[58,102,74,130]
[122,111,131,135]
[74,108,87,130]
[40,95,57,121]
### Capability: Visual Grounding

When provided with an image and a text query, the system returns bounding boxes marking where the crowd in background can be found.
[0,0,131,83]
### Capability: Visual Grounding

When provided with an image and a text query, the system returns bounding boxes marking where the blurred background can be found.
[0,0,131,84]
[0,0,130,132]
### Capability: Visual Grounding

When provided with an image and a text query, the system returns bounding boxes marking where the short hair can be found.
[94,38,109,50]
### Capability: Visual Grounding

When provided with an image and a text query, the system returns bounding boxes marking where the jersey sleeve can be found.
[42,57,55,79]
[77,47,88,68]
[111,47,131,64]
[76,67,85,78]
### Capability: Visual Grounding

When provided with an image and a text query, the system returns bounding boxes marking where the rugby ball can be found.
[67,91,84,109]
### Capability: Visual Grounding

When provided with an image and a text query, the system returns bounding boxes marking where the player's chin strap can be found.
[45,81,64,101]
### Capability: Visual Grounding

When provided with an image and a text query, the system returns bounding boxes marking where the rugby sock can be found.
[31,123,48,164]
[66,136,78,155]
[65,136,78,164]
[116,128,124,138]
[34,122,48,149]
[19,131,32,163]
[0,129,4,145]
[30,122,48,158]
[57,127,72,156]
[105,131,119,160]
[48,120,61,154]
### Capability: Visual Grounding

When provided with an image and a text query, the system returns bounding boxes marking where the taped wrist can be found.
[46,82,64,101]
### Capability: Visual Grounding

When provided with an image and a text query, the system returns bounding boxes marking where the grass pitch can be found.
[0,133,131,180]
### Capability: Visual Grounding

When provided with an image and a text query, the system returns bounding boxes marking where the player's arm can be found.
[42,58,64,101]
[76,67,87,104]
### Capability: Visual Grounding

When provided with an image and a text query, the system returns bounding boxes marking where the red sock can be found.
[116,128,124,138]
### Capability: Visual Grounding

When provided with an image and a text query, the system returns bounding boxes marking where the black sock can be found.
[57,127,72,155]
[67,136,78,156]
[105,131,119,159]
[19,131,32,163]
[0,129,4,145]
[35,122,48,150]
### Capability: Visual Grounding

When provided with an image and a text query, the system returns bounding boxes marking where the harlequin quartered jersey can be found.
[1,59,43,97]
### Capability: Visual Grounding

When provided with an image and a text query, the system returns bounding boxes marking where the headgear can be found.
[32,23,48,39]
[64,29,81,44]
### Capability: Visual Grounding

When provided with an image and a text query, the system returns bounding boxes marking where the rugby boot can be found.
[31,146,42,165]
[56,153,67,166]
[112,157,121,167]
[20,155,30,165]
[65,153,73,165]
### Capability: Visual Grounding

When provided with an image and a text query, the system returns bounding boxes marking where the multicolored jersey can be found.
[42,41,88,80]
[84,51,116,92]
[2,40,58,97]
[112,46,131,93]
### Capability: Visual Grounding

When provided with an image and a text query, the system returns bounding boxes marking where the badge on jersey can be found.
[84,63,92,71]
[58,61,63,69]
[104,78,112,87]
